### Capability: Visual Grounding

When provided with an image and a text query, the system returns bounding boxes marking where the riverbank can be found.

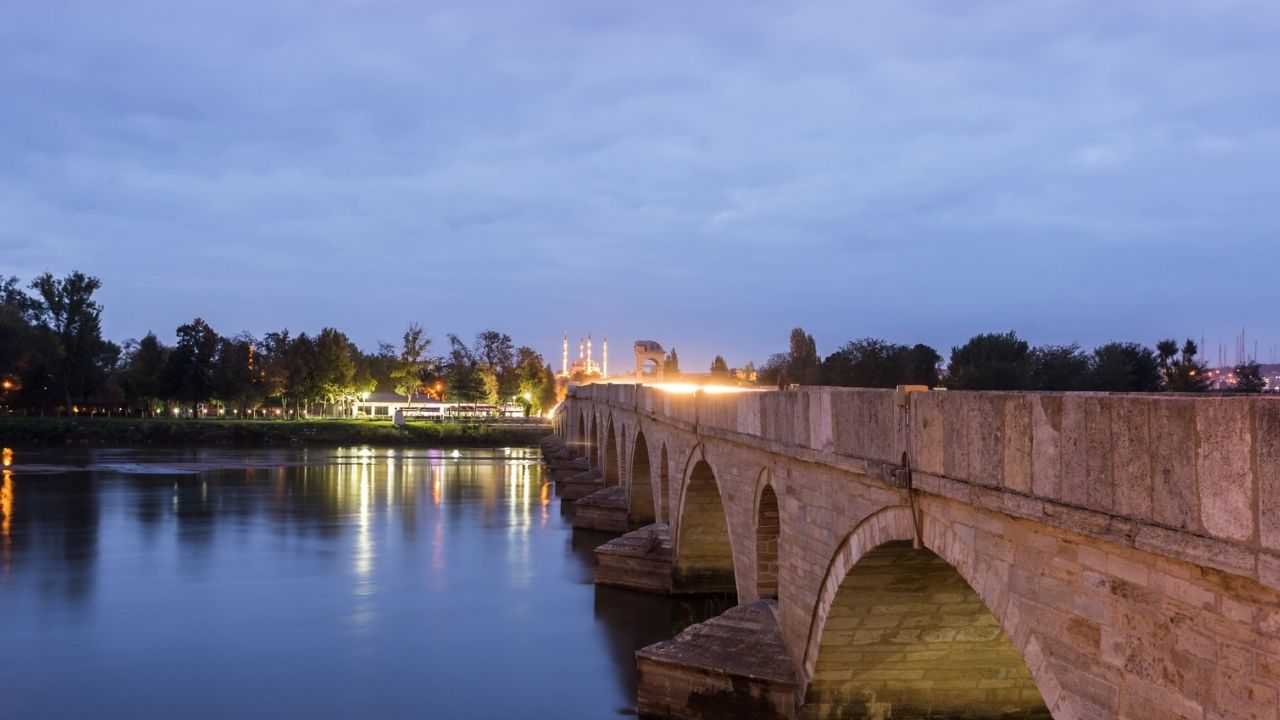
[0,416,552,447]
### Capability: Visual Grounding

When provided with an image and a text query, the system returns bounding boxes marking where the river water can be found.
[0,446,723,719]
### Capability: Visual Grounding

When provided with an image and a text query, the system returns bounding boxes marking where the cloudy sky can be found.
[2,0,1277,371]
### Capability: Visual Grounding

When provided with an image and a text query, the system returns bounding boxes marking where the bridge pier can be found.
[637,600,799,720]
[555,468,603,501]
[595,523,674,593]
[571,485,629,533]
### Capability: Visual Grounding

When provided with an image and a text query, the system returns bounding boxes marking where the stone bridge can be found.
[552,383,1280,720]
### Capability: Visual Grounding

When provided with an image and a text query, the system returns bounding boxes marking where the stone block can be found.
[1151,398,1200,532]
[1258,399,1280,552]
[912,392,945,476]
[1003,395,1033,494]
[1084,397,1113,510]
[1111,398,1153,521]
[1031,394,1063,500]
[1196,399,1255,543]
[1059,395,1089,506]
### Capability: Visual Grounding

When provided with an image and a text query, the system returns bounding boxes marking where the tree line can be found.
[755,328,1269,393]
[1,271,560,417]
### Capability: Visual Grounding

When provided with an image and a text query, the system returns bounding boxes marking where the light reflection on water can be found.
[0,445,725,720]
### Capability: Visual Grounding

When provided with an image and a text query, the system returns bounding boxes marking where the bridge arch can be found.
[754,470,780,601]
[604,416,620,486]
[628,430,656,526]
[802,505,1070,720]
[576,412,588,457]
[587,412,599,467]
[657,443,670,523]
[673,448,737,595]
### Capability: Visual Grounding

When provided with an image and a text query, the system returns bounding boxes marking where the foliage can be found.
[663,347,680,375]
[1159,338,1210,392]
[392,322,431,405]
[787,328,821,385]
[709,355,730,378]
[1234,360,1266,393]
[1089,342,1163,392]
[820,338,940,388]
[28,271,110,408]
[947,331,1032,390]
[1030,344,1092,391]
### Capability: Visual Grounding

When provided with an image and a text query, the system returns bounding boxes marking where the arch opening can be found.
[628,431,655,527]
[658,444,670,523]
[577,413,588,458]
[604,419,620,486]
[756,484,780,600]
[803,541,1050,719]
[588,415,599,467]
[674,460,737,595]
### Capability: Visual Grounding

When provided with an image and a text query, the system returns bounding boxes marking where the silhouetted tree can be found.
[710,355,731,378]
[29,271,110,410]
[1159,338,1210,392]
[164,318,221,412]
[1030,344,1091,391]
[821,338,941,388]
[1234,360,1266,393]
[120,333,171,414]
[1089,342,1162,392]
[788,328,821,385]
[947,331,1032,390]
[664,347,680,375]
[756,353,789,387]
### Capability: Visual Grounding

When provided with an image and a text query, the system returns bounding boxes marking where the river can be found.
[0,446,726,719]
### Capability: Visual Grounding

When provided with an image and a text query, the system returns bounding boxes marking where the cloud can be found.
[0,0,1277,368]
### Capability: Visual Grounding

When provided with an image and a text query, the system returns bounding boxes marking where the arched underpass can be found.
[673,459,737,595]
[804,541,1050,720]
[604,420,620,487]
[629,432,655,527]
[756,484,780,600]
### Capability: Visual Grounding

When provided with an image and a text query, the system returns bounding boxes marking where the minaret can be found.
[579,337,585,364]
[562,332,569,376]
[602,337,608,378]
[587,335,594,374]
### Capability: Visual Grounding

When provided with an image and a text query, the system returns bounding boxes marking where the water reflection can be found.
[0,446,706,719]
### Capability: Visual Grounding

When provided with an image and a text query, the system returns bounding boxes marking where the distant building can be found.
[559,332,608,379]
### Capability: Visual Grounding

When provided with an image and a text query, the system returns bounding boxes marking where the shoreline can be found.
[0,417,553,448]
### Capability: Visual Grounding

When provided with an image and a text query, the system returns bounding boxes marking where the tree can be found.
[1234,360,1266,393]
[392,323,431,406]
[709,355,730,378]
[444,333,487,403]
[756,353,790,387]
[787,328,821,385]
[1159,338,1210,392]
[664,347,680,376]
[1089,342,1162,392]
[29,271,109,411]
[946,331,1031,390]
[474,330,517,403]
[314,327,357,415]
[514,346,552,415]
[1030,344,1091,391]
[164,318,221,412]
[119,333,171,414]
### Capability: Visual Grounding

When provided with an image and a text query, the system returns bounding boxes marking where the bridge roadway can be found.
[551,383,1280,720]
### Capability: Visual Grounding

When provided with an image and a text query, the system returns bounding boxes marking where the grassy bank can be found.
[0,416,553,448]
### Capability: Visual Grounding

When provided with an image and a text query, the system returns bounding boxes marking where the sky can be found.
[2,0,1278,372]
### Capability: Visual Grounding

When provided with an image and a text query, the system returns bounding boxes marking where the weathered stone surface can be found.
[555,468,603,501]
[1259,400,1280,553]
[638,600,798,720]
[571,485,628,533]
[595,523,674,593]
[1197,399,1255,543]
